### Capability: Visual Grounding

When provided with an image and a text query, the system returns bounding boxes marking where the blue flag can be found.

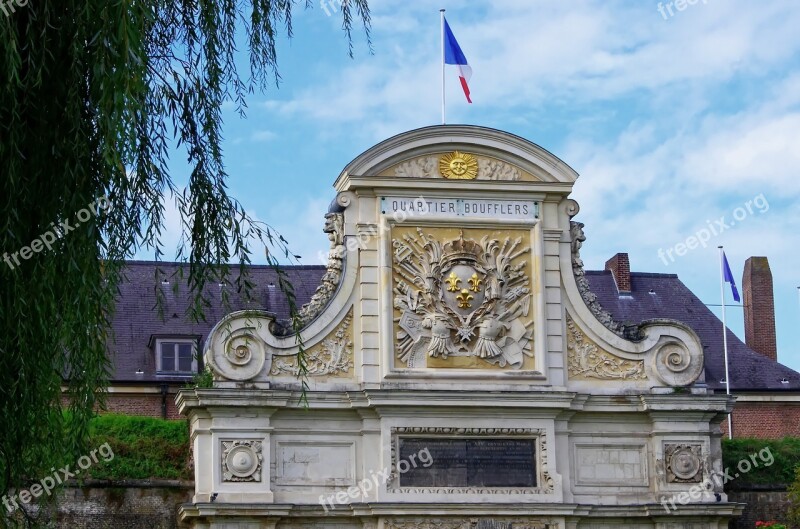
[722,251,741,302]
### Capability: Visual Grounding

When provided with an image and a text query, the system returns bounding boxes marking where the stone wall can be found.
[728,487,792,528]
[40,480,192,529]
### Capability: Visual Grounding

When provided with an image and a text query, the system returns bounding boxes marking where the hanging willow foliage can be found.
[0,0,370,524]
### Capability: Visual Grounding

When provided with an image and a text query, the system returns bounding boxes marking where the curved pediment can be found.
[335,125,579,186]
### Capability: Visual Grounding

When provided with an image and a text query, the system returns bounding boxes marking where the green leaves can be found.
[0,0,370,525]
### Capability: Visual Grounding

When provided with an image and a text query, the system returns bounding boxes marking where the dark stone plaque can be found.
[398,437,536,488]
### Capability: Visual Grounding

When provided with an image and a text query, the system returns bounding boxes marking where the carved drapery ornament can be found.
[566,314,646,380]
[270,309,353,377]
[393,228,534,369]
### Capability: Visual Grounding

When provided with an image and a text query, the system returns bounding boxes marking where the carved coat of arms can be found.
[393,229,534,369]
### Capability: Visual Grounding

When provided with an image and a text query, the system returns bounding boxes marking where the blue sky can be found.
[144,0,800,373]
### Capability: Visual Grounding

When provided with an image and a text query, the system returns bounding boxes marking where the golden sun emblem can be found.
[439,151,478,180]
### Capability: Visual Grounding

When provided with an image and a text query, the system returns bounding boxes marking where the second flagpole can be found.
[718,246,733,440]
[441,9,446,125]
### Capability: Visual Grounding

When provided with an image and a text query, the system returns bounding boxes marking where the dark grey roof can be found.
[108,262,325,382]
[108,261,800,391]
[585,270,800,392]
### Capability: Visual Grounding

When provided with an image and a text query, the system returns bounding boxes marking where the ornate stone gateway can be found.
[178,126,741,529]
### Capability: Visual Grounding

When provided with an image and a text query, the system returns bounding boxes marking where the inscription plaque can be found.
[398,437,537,488]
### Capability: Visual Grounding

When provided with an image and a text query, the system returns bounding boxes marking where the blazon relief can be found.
[393,227,535,370]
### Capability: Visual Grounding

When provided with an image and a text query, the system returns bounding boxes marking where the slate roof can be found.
[108,261,325,382]
[108,261,800,391]
[585,271,800,392]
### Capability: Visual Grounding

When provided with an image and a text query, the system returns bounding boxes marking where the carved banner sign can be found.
[382,197,538,220]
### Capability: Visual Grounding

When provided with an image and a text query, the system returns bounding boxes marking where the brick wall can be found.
[721,402,800,439]
[104,393,182,420]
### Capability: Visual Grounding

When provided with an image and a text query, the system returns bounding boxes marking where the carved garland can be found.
[569,221,643,341]
[566,315,646,380]
[270,309,354,377]
[388,427,554,495]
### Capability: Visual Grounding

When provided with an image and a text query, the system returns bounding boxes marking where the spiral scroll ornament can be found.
[652,342,703,387]
[209,329,267,381]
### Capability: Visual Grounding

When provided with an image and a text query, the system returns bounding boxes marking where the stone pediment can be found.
[335,125,579,188]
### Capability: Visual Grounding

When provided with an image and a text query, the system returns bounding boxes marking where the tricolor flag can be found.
[443,17,472,103]
[721,251,741,302]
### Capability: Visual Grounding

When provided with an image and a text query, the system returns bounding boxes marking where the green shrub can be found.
[722,438,800,488]
[789,465,800,526]
[80,414,191,481]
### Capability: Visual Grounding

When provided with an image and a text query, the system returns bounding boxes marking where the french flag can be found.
[443,17,472,103]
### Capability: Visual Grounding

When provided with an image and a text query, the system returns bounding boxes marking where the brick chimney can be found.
[605,253,631,294]
[742,257,777,362]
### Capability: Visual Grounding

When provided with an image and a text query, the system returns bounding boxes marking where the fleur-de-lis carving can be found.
[445,272,461,292]
[456,289,474,308]
[468,272,482,292]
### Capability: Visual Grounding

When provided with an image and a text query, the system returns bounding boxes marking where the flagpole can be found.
[718,246,733,440]
[440,9,446,125]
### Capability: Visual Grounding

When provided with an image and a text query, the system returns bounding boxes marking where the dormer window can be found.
[156,339,197,376]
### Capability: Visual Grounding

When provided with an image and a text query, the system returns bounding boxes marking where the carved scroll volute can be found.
[206,325,271,385]
[651,341,704,387]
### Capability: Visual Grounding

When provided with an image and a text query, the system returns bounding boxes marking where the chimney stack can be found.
[605,253,631,294]
[742,257,777,362]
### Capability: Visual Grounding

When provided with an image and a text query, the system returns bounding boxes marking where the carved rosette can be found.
[566,315,646,380]
[383,519,557,529]
[652,342,704,387]
[209,328,268,381]
[388,427,554,495]
[222,440,263,482]
[270,309,354,377]
[665,443,703,483]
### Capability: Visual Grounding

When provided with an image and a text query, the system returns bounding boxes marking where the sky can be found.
[140,0,800,373]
